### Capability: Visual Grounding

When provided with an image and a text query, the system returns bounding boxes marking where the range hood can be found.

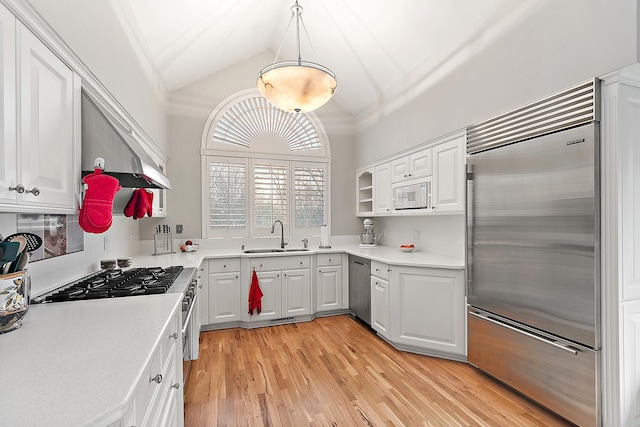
[81,90,171,190]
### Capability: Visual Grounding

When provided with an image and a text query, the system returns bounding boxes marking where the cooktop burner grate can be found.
[33,266,183,303]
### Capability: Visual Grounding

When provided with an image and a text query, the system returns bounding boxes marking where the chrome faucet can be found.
[271,220,288,248]
[301,238,308,249]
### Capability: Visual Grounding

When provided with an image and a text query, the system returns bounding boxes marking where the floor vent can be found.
[271,317,295,323]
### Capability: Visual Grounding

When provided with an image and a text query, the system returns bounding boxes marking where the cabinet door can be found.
[371,276,390,338]
[390,156,410,183]
[208,272,241,324]
[0,5,16,205]
[316,265,342,312]
[432,137,464,212]
[409,148,433,178]
[19,25,76,209]
[251,270,281,321]
[391,267,465,355]
[282,268,311,317]
[374,162,392,215]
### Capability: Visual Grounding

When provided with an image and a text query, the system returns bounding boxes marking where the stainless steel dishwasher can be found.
[349,255,371,325]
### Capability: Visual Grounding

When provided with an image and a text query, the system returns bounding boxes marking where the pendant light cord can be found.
[270,1,321,66]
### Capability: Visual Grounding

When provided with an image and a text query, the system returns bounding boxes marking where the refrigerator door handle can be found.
[469,311,579,356]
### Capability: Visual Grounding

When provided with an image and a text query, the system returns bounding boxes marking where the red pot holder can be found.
[79,168,121,234]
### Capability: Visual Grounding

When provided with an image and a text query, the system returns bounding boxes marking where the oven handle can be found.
[181,294,197,335]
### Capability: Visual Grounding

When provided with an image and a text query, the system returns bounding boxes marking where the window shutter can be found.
[209,160,246,230]
[294,166,325,228]
[254,163,287,229]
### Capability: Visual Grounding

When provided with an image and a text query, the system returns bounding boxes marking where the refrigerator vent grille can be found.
[466,79,598,154]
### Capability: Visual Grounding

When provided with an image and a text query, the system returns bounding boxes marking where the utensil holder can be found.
[153,233,175,255]
[0,270,30,334]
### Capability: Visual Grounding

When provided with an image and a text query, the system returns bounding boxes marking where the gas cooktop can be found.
[32,266,184,304]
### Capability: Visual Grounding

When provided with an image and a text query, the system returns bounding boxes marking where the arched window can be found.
[201,89,331,239]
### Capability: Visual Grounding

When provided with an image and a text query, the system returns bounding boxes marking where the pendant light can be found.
[257,1,337,113]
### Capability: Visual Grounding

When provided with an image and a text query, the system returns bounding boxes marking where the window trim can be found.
[202,155,331,239]
[201,89,332,240]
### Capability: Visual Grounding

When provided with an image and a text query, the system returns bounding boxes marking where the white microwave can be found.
[393,177,432,211]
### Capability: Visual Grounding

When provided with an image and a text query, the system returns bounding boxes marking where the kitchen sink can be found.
[242,248,310,254]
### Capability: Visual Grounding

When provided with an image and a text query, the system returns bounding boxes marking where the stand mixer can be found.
[360,218,382,247]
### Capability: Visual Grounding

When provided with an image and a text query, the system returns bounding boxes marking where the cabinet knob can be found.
[300,261,303,265]
[375,268,380,272]
[328,259,331,262]
[149,374,162,384]
[284,273,287,277]
[319,270,321,273]
[235,276,238,279]
[8,184,25,193]
[171,382,180,389]
[223,265,226,268]
[26,187,40,196]
[169,332,178,340]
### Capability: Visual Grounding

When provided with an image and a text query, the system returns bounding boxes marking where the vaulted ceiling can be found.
[114,0,541,117]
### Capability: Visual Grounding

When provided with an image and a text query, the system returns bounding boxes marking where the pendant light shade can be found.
[257,1,337,113]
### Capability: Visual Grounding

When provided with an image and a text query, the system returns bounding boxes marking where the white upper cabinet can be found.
[432,136,465,213]
[357,131,465,217]
[0,5,16,206]
[0,4,78,213]
[391,148,433,183]
[374,162,392,215]
[18,25,77,211]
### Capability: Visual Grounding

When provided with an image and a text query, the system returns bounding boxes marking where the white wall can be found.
[354,0,637,257]
[26,0,168,154]
[138,51,361,242]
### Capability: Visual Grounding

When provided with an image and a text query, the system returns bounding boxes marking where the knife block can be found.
[153,233,175,255]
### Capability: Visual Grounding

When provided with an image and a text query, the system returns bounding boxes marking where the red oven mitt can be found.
[135,189,154,219]
[124,189,140,218]
[79,168,121,233]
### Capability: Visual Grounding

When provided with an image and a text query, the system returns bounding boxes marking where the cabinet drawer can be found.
[371,261,391,280]
[209,258,241,273]
[316,253,341,267]
[251,256,310,272]
[161,312,180,371]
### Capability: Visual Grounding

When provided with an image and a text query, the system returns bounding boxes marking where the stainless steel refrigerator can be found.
[466,81,600,427]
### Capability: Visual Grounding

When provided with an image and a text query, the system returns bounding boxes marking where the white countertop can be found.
[0,244,461,427]
[0,293,182,427]
[132,244,465,270]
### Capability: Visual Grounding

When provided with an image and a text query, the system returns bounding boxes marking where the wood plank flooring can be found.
[184,315,572,426]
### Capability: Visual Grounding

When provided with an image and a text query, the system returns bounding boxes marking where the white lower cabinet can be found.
[282,269,312,317]
[316,253,344,312]
[371,275,390,339]
[249,256,311,322]
[122,310,183,427]
[252,270,282,321]
[390,266,466,356]
[206,258,241,325]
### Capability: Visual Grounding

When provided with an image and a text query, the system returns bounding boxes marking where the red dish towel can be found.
[79,168,121,234]
[248,269,263,315]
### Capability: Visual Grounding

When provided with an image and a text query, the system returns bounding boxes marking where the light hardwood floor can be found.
[184,315,572,426]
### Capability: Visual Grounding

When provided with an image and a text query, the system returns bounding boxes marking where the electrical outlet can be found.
[413,229,421,240]
[176,224,183,234]
[103,236,110,250]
